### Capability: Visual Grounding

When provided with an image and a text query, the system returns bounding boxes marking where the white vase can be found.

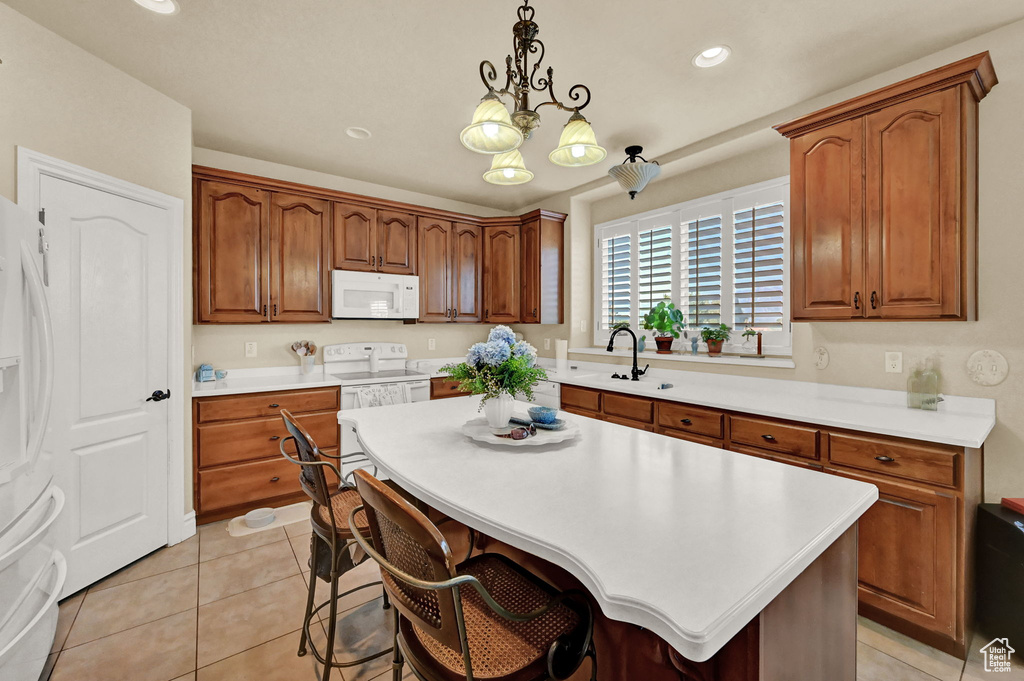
[483,394,514,429]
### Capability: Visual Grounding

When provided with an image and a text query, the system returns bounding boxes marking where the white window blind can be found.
[593,177,790,354]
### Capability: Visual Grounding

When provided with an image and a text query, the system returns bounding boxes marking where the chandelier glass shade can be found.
[461,0,603,184]
[483,149,534,185]
[608,146,661,199]
[460,94,524,154]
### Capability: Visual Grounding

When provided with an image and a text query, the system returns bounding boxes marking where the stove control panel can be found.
[323,342,408,361]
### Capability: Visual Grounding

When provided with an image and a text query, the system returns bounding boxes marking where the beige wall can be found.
[516,19,1024,503]
[0,3,196,515]
[189,148,515,370]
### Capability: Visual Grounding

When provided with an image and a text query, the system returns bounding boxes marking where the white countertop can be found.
[340,398,879,662]
[535,358,995,448]
[191,366,343,397]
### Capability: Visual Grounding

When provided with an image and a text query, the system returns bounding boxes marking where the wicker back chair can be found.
[350,469,596,681]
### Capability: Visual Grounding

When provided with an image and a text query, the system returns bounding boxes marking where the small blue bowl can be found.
[528,406,558,424]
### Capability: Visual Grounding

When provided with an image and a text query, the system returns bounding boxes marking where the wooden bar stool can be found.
[278,409,392,681]
[348,469,596,681]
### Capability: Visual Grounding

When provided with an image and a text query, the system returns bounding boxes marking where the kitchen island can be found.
[340,397,879,680]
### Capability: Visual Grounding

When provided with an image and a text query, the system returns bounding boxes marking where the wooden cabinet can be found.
[193,386,341,523]
[729,415,819,460]
[483,224,521,323]
[269,192,331,322]
[451,223,483,323]
[195,181,271,323]
[519,212,564,324]
[429,377,470,400]
[776,52,995,322]
[418,220,483,323]
[332,202,377,272]
[377,210,417,274]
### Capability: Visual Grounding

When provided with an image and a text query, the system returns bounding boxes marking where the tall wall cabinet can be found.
[193,167,565,325]
[776,52,996,321]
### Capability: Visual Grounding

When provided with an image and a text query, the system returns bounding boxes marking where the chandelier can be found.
[460,0,606,185]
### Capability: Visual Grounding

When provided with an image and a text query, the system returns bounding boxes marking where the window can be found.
[594,177,790,354]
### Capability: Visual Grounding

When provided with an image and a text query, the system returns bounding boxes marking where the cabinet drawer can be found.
[197,411,339,468]
[729,415,819,459]
[602,392,654,424]
[199,458,303,513]
[828,432,957,487]
[430,378,469,400]
[196,388,339,423]
[657,402,724,439]
[730,444,823,471]
[603,414,655,432]
[657,427,724,449]
[560,385,601,414]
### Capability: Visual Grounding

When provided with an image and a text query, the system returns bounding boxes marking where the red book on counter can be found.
[1001,498,1024,515]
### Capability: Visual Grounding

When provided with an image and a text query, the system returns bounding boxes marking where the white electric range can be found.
[324,343,430,464]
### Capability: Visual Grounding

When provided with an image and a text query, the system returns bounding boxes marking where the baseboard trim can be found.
[179,511,197,543]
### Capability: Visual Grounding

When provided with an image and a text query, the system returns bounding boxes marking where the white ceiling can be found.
[7,0,1023,211]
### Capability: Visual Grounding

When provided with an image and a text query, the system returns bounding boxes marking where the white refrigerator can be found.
[0,196,65,679]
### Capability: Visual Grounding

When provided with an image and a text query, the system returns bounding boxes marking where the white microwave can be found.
[331,271,419,319]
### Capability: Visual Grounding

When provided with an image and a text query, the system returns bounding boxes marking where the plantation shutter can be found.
[599,233,631,330]
[732,202,785,330]
[683,216,722,327]
[637,224,673,314]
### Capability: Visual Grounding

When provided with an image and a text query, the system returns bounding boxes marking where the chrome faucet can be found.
[606,327,649,381]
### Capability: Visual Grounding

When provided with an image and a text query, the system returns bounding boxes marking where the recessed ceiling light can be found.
[132,0,179,15]
[345,127,372,140]
[692,45,730,68]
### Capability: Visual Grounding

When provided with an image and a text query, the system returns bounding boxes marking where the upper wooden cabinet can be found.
[195,180,271,323]
[483,223,521,324]
[776,52,996,322]
[193,166,565,324]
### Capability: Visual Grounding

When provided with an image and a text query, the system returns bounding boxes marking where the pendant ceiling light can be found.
[484,150,534,185]
[461,0,605,184]
[608,146,661,200]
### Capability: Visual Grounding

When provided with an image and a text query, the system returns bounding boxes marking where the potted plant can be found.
[700,324,732,356]
[642,300,685,354]
[741,328,758,352]
[441,325,547,429]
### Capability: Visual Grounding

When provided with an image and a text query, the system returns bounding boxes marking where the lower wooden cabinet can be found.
[559,383,979,658]
[193,386,341,523]
[429,377,470,400]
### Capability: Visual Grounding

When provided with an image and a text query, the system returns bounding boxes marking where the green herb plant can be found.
[700,324,732,342]
[642,299,685,338]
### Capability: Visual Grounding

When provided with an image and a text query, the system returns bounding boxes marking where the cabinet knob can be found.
[269,436,280,441]
[874,455,895,463]
[762,434,776,442]
[263,304,268,315]
[533,307,537,317]
[270,477,280,482]
[447,308,451,318]
[680,419,692,425]
[853,292,860,310]
[870,291,878,310]
[269,403,280,408]
[453,309,458,318]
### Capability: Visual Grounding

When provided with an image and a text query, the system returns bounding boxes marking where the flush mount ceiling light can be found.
[692,45,731,68]
[463,0,606,185]
[345,127,372,140]
[608,146,661,200]
[132,0,179,15]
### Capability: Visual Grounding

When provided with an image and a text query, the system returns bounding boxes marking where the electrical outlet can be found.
[428,338,436,351]
[885,351,903,373]
[544,338,551,350]
[580,319,587,333]
[245,342,257,358]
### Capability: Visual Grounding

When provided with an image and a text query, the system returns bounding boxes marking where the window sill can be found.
[569,347,796,369]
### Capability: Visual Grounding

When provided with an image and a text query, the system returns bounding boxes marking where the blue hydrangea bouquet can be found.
[441,326,547,409]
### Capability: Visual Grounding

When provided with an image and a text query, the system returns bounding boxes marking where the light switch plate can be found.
[428,338,436,351]
[245,342,257,358]
[885,351,903,373]
[544,338,551,350]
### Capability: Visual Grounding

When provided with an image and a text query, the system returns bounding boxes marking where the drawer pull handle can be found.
[269,436,280,441]
[875,455,895,463]
[269,403,280,408]
[270,477,280,482]
[762,434,776,442]
[680,419,692,425]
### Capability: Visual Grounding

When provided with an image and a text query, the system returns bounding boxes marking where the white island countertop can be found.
[341,398,879,662]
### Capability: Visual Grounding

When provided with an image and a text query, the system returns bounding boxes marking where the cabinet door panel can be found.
[483,225,520,323]
[378,210,417,274]
[865,88,961,318]
[829,468,957,637]
[417,218,452,322]
[520,218,541,323]
[452,223,483,323]
[790,119,865,319]
[196,181,270,323]
[270,192,330,322]
[332,202,377,272]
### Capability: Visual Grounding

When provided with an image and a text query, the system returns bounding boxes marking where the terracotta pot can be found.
[654,336,674,354]
[705,339,724,356]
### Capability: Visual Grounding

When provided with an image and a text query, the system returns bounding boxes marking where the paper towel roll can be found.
[555,339,568,361]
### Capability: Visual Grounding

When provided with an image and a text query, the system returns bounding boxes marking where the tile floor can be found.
[44,515,1022,681]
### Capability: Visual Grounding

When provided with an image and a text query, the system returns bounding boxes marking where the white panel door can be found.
[40,175,169,595]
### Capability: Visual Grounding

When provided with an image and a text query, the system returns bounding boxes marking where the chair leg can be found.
[297,534,318,657]
[323,565,340,681]
[382,588,391,610]
[391,606,404,681]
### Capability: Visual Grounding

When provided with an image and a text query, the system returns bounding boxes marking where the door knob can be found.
[146,389,170,402]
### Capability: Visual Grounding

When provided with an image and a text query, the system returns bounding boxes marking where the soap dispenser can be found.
[907,363,923,409]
